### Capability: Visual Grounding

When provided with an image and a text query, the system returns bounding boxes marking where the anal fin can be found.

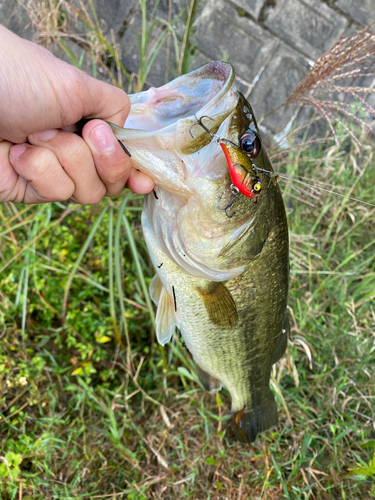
[197,282,238,328]
[195,363,222,393]
[150,273,163,306]
[155,287,175,346]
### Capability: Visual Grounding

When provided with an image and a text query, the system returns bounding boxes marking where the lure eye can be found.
[240,130,261,158]
[253,182,261,193]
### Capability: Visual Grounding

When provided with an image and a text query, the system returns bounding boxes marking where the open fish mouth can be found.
[126,61,236,130]
[110,61,241,194]
[120,61,237,132]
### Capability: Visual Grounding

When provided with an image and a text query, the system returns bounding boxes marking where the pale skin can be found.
[0,25,154,204]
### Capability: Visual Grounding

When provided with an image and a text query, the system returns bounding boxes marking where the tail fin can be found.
[231,392,278,443]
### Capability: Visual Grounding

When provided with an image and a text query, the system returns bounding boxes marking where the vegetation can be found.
[0,1,374,498]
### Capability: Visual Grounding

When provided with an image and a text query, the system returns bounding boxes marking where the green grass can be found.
[1,1,375,499]
[1,137,374,500]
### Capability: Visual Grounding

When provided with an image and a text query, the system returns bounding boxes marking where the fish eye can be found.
[253,182,261,193]
[240,130,261,158]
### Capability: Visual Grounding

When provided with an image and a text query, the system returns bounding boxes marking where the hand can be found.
[0,25,154,204]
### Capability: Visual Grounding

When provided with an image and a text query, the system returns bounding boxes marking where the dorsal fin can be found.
[197,282,238,328]
[156,287,176,346]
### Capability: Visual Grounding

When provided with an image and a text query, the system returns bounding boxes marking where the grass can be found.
[1,1,375,499]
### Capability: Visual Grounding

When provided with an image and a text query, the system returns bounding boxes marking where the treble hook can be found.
[189,117,247,219]
[222,185,240,218]
[189,114,220,142]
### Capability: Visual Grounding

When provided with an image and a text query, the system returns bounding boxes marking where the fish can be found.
[109,61,289,443]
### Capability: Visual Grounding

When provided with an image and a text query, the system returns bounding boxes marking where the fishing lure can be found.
[190,115,270,217]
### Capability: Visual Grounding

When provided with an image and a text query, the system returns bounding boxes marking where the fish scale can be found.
[110,61,289,443]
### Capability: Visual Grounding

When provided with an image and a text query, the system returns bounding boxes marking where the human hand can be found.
[0,25,154,204]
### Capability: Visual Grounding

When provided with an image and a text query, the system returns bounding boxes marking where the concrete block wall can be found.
[1,0,374,134]
[116,0,375,134]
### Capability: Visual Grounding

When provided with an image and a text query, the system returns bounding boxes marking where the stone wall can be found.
[1,0,375,133]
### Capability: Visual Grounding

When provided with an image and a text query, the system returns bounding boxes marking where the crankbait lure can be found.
[190,115,271,217]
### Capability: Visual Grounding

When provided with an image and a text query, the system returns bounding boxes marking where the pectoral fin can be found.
[150,273,163,306]
[156,287,176,346]
[197,282,238,328]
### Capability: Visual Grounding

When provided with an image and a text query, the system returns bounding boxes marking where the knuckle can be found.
[103,169,125,185]
[31,147,57,174]
[80,185,106,205]
[114,87,131,112]
[54,133,91,167]
[64,138,84,159]
[66,136,90,161]
[100,156,130,185]
[41,184,75,203]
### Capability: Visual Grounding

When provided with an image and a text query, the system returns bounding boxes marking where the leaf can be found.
[216,392,223,407]
[10,465,20,479]
[345,454,375,479]
[5,451,22,466]
[11,453,22,467]
[361,441,375,449]
[205,457,217,465]
[71,367,83,376]
[0,464,8,478]
[177,367,199,383]
[96,336,112,344]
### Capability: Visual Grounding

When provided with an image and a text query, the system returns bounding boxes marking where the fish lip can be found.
[190,60,234,84]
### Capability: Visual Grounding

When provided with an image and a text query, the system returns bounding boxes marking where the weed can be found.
[1,2,375,499]
[285,23,375,147]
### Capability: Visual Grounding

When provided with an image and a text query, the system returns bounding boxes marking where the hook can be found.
[189,114,218,141]
[222,185,240,218]
[251,165,274,178]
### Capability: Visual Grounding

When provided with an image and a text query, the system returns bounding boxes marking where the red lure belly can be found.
[219,143,258,198]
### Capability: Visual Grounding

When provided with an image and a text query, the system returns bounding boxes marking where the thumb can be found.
[0,26,130,141]
[75,71,131,127]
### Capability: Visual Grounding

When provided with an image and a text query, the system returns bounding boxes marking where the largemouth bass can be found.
[110,61,289,443]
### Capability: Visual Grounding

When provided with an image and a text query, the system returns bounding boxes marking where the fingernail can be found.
[90,124,115,153]
[32,129,58,141]
[9,144,27,160]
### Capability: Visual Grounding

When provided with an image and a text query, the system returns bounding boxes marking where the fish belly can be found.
[144,200,289,443]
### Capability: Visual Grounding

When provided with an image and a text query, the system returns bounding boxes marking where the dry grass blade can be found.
[286,22,375,146]
[19,0,68,46]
